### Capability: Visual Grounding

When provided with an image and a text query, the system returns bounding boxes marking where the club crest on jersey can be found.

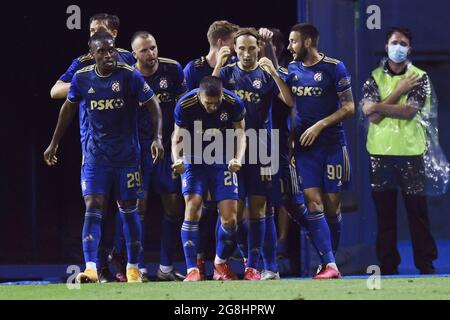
[314,71,323,82]
[252,78,262,89]
[111,80,121,92]
[159,78,168,89]
[220,112,229,122]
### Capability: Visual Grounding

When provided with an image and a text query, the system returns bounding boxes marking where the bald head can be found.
[131,31,158,71]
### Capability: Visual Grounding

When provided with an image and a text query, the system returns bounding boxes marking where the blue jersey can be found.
[220,63,279,162]
[174,89,245,164]
[59,49,136,154]
[184,56,237,90]
[67,63,154,167]
[272,67,292,163]
[137,57,187,151]
[287,54,351,146]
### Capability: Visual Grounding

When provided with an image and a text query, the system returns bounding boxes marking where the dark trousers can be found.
[372,189,438,273]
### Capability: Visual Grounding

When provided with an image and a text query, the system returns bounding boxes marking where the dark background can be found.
[0,0,298,264]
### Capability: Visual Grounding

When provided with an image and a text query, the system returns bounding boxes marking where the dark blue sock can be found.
[216,224,237,260]
[119,205,142,265]
[199,201,217,256]
[236,220,248,260]
[113,210,125,255]
[181,220,199,270]
[326,213,343,255]
[262,212,278,272]
[82,209,102,265]
[160,214,178,267]
[247,218,266,269]
[306,211,334,264]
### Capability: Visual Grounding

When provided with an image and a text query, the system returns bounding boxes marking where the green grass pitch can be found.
[2,277,449,300]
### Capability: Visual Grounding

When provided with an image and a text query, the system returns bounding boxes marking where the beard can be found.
[294,48,308,62]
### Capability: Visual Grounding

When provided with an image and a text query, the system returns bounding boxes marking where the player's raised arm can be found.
[43,100,79,166]
[143,96,164,164]
[50,80,71,99]
[212,46,232,77]
[258,57,294,108]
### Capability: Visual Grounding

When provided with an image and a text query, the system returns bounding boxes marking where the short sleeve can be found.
[183,62,196,91]
[174,101,186,127]
[59,58,83,82]
[131,69,155,104]
[67,73,82,103]
[335,61,352,93]
[231,97,246,123]
[175,63,188,97]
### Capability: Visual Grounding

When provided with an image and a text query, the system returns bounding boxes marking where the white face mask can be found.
[388,44,409,63]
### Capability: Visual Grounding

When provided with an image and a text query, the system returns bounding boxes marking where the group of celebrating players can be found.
[44,13,354,283]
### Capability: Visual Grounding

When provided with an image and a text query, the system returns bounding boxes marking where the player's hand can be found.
[395,74,421,95]
[258,57,276,76]
[258,28,273,44]
[228,158,242,173]
[171,159,185,174]
[151,139,164,164]
[216,46,232,68]
[299,122,325,147]
[44,143,58,166]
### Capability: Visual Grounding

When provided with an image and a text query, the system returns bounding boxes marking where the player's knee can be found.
[84,196,104,212]
[184,201,202,221]
[221,216,237,230]
[117,199,138,211]
[137,199,147,213]
[307,201,324,213]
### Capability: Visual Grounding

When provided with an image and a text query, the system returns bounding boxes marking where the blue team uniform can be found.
[67,62,154,200]
[183,56,237,90]
[174,89,245,201]
[269,67,305,207]
[137,57,187,193]
[59,49,135,155]
[219,63,279,198]
[287,54,352,192]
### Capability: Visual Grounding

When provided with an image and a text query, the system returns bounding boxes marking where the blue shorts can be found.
[270,160,305,207]
[294,144,352,193]
[140,151,154,192]
[142,153,181,194]
[237,164,273,198]
[181,164,239,202]
[81,163,144,200]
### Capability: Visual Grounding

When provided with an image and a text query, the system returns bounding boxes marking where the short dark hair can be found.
[234,27,260,45]
[207,20,240,47]
[199,76,223,96]
[131,30,154,46]
[386,27,412,45]
[290,23,319,47]
[88,31,115,49]
[89,13,120,31]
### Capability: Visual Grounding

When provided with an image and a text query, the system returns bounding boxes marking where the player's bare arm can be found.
[229,119,246,173]
[43,100,79,166]
[50,80,71,99]
[212,46,232,77]
[171,124,185,174]
[300,88,355,146]
[258,57,294,108]
[143,96,164,163]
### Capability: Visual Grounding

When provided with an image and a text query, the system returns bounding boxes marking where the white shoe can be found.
[261,270,280,280]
